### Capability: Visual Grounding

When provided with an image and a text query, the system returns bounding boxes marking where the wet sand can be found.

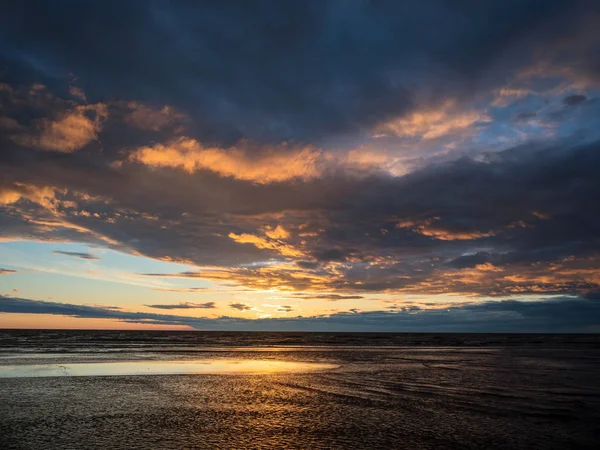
[1,332,600,449]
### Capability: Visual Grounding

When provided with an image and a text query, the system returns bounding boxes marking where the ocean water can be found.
[1,331,600,449]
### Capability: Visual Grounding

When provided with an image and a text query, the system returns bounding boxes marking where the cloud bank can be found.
[1,296,599,332]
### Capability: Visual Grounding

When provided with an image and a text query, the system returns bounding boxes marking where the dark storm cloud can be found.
[346,139,600,257]
[2,296,599,332]
[0,0,593,145]
[52,250,99,260]
[145,302,216,310]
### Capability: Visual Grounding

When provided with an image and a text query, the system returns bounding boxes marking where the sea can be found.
[1,330,599,449]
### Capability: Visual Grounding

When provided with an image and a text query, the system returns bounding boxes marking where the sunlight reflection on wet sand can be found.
[0,359,339,378]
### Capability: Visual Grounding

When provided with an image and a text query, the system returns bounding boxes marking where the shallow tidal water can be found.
[1,331,600,449]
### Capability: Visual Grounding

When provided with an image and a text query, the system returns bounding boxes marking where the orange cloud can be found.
[128,137,323,183]
[0,182,129,249]
[0,183,56,209]
[443,263,504,285]
[12,103,108,153]
[374,100,489,140]
[140,261,337,292]
[396,217,494,241]
[417,228,494,241]
[264,225,290,240]
[229,230,304,258]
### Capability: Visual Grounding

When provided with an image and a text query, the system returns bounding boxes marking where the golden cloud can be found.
[12,103,108,153]
[264,225,290,240]
[0,183,56,209]
[229,228,304,258]
[396,217,494,241]
[140,262,336,292]
[128,137,323,183]
[374,100,490,140]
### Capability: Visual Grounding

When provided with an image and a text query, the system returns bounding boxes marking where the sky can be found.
[1,0,600,332]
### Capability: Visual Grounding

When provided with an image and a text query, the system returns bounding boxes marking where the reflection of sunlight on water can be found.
[0,359,339,378]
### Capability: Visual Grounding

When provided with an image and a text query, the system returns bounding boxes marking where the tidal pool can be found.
[0,359,339,378]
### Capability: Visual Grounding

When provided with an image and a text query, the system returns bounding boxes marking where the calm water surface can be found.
[1,331,599,449]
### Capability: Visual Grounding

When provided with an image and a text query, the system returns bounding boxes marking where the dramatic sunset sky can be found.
[1,1,600,331]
